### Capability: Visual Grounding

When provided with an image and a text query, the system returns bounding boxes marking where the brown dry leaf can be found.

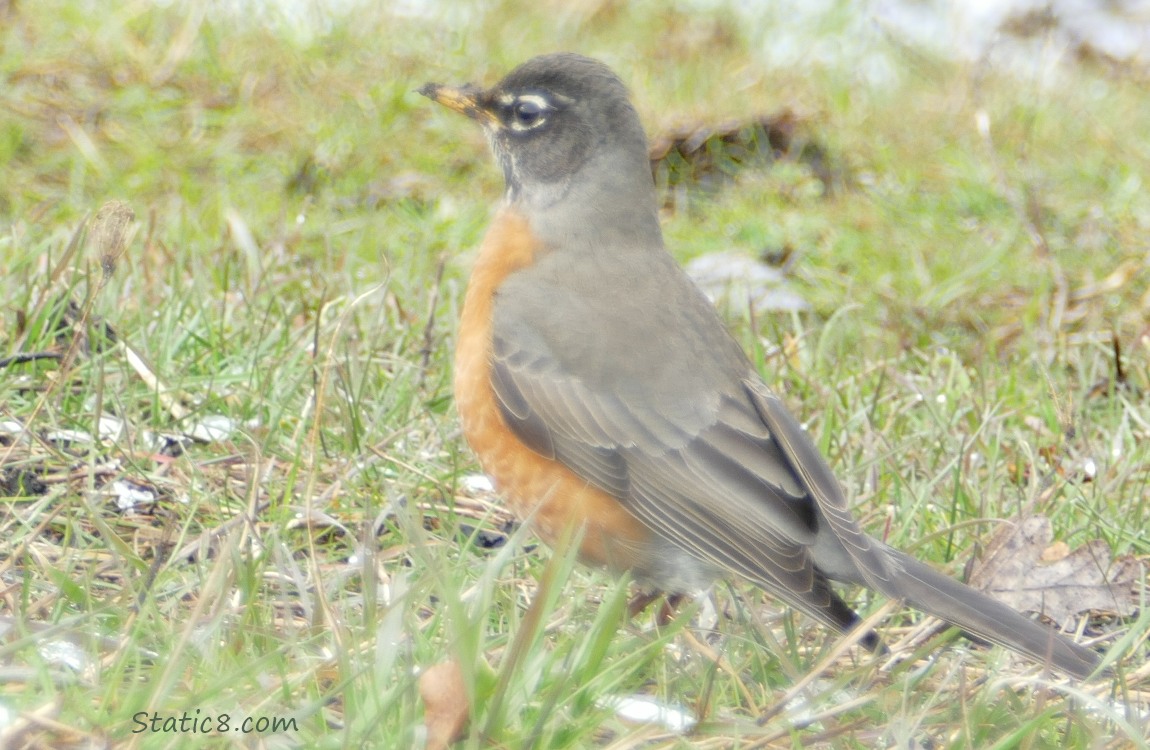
[1041,540,1070,563]
[89,200,136,279]
[649,111,804,172]
[647,110,839,199]
[419,660,469,750]
[968,515,1139,625]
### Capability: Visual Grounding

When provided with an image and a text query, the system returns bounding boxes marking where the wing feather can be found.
[489,327,861,631]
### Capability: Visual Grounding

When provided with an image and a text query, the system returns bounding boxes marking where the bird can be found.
[419,53,1105,680]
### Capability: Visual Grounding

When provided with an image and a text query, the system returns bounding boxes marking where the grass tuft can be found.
[1,1,1147,747]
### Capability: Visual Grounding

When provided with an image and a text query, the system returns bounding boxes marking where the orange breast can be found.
[453,208,651,571]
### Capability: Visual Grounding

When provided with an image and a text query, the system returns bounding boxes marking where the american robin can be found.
[420,53,1105,680]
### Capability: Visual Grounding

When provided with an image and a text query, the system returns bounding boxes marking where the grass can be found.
[1,0,1148,747]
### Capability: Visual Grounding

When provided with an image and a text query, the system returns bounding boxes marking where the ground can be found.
[1,1,1148,748]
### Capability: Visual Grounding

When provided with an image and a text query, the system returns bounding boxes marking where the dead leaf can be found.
[968,515,1139,626]
[89,200,136,279]
[647,110,840,199]
[419,660,469,750]
[1040,540,1070,563]
[649,111,804,178]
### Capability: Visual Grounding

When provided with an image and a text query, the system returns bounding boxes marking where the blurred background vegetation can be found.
[1,1,1147,747]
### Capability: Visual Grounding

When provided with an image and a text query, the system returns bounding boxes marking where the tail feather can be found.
[885,547,1104,680]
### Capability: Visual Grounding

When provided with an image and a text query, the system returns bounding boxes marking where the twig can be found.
[0,352,63,369]
[419,257,447,384]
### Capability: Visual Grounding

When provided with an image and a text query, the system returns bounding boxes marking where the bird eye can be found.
[517,99,542,124]
[508,95,552,130]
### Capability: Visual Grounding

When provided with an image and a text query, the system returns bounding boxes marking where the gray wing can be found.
[488,289,874,632]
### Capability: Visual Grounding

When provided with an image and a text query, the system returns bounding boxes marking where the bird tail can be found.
[885,547,1105,680]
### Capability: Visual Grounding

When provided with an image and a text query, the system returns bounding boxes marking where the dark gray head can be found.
[420,54,652,204]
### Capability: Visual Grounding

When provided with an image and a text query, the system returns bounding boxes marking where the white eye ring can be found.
[509,94,550,131]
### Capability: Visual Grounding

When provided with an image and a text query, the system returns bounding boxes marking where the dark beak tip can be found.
[417,82,440,99]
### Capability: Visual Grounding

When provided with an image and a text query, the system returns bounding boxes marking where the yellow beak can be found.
[418,83,498,126]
